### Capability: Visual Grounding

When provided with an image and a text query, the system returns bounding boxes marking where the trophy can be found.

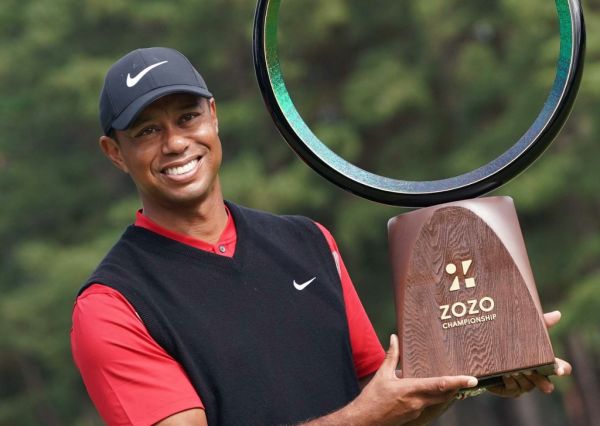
[253,0,585,390]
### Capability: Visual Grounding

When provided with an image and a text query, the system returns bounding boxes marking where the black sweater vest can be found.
[81,202,360,425]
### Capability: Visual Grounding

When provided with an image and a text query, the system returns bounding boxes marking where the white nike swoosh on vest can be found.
[293,277,316,291]
[126,60,169,87]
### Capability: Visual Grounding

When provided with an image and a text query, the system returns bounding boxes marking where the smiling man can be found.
[71,47,570,426]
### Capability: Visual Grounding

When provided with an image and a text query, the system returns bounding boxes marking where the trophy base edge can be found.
[457,362,556,398]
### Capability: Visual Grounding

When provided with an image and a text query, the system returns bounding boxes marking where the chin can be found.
[142,174,220,209]
[162,184,217,207]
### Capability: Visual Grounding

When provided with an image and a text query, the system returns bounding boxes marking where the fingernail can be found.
[557,367,564,376]
[467,378,478,387]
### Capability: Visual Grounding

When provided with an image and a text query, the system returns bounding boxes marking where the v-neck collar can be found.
[135,205,236,255]
[130,201,247,270]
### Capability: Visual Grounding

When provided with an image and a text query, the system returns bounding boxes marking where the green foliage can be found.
[0,0,598,424]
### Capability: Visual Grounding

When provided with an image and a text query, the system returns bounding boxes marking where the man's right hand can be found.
[303,334,478,426]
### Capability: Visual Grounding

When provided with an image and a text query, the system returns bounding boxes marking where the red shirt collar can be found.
[134,206,237,256]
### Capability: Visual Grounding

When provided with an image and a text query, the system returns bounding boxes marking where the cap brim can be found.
[110,85,213,132]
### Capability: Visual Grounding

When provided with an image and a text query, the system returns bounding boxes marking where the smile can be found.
[163,158,200,176]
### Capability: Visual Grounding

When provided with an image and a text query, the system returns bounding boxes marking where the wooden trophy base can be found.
[388,197,555,389]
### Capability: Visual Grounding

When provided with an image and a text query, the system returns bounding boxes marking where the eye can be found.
[134,126,160,138]
[179,112,200,125]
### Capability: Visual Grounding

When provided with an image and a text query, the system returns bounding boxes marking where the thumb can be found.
[544,311,561,329]
[382,334,400,376]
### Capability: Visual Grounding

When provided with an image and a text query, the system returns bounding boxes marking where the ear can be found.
[208,98,219,134]
[99,135,129,173]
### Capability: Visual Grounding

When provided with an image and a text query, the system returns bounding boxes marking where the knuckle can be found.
[437,378,448,393]
[409,399,424,412]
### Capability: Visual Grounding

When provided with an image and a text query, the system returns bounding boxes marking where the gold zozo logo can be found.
[445,259,475,292]
[439,258,496,324]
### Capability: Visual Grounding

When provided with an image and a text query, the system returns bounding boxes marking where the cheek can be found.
[193,127,222,157]
[211,138,223,166]
[121,147,158,178]
[195,125,218,140]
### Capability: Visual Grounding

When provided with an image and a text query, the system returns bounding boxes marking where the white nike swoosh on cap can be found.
[293,277,316,291]
[126,60,169,87]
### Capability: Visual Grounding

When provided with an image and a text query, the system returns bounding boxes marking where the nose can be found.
[161,127,190,155]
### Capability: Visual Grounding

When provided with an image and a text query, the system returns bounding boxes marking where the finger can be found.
[487,383,517,398]
[512,373,535,393]
[554,358,572,376]
[382,334,400,377]
[423,390,460,406]
[543,311,561,329]
[525,372,554,394]
[403,383,461,406]
[502,375,519,393]
[407,375,478,395]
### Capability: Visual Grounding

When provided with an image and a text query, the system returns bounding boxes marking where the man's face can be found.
[100,93,222,210]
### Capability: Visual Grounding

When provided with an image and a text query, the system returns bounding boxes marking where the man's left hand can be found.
[487,311,572,398]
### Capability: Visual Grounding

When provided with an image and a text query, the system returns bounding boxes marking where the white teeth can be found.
[164,158,199,176]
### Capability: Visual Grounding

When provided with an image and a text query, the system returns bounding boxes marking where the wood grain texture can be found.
[389,200,555,379]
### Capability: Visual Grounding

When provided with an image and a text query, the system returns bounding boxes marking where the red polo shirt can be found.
[71,209,384,425]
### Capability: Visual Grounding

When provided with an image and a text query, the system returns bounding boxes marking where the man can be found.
[71,47,570,426]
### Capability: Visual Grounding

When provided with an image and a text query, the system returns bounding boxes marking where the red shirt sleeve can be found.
[314,222,385,378]
[71,284,203,426]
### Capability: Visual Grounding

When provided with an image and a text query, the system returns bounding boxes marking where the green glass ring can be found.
[253,0,585,207]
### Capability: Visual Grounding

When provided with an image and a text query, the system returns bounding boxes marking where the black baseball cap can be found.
[99,47,213,135]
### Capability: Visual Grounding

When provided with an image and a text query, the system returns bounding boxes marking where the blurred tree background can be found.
[0,0,598,424]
